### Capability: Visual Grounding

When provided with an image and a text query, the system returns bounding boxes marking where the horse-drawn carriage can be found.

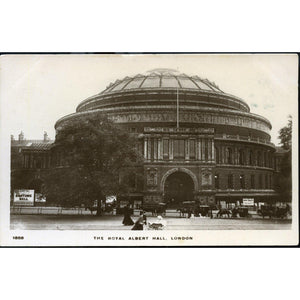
[176,201,210,218]
[195,205,211,217]
[231,206,252,218]
[142,203,166,216]
[257,205,289,219]
[216,206,252,218]
[177,201,196,218]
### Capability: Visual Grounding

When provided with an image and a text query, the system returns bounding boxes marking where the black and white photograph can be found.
[0,53,298,246]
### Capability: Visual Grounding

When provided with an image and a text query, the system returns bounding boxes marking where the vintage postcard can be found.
[0,53,298,246]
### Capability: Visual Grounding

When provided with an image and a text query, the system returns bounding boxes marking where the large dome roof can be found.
[75,68,251,114]
[56,68,273,136]
[100,69,224,95]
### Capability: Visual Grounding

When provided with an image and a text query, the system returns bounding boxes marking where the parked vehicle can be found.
[177,201,196,218]
[258,205,289,219]
[231,206,252,218]
[197,205,210,217]
[216,208,232,218]
[142,203,166,216]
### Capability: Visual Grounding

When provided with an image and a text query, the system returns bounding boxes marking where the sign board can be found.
[14,189,34,206]
[243,198,254,206]
[35,193,46,203]
[106,195,116,203]
[220,201,226,208]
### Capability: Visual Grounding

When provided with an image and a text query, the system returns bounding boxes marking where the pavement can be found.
[10,214,292,230]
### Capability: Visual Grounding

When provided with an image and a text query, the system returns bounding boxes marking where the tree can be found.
[277,150,292,201]
[278,115,292,150]
[44,113,143,215]
[275,116,292,203]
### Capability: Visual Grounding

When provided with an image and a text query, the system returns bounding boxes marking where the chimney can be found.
[18,131,24,141]
[11,135,14,141]
[43,131,49,142]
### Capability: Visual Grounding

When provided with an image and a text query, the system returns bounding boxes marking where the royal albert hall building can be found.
[52,69,278,209]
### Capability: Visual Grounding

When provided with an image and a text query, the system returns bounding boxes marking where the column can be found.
[185,139,189,160]
[169,139,173,160]
[197,138,201,161]
[234,147,238,165]
[211,139,215,162]
[208,138,212,161]
[147,137,151,160]
[144,138,148,160]
[154,138,158,160]
[246,149,250,165]
[201,138,205,161]
[157,138,162,160]
[222,146,225,164]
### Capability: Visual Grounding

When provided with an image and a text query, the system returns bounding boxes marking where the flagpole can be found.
[177,88,179,129]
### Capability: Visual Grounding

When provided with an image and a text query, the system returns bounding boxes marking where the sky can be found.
[1,54,298,146]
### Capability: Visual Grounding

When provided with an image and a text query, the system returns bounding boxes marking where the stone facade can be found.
[12,70,283,208]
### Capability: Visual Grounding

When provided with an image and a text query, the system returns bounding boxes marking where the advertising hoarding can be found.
[35,193,46,203]
[13,189,35,206]
[242,198,254,206]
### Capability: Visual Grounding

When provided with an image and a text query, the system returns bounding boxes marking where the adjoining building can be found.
[11,69,288,208]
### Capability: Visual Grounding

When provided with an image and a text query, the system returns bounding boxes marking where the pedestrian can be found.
[122,204,134,226]
[131,211,145,230]
[142,211,147,225]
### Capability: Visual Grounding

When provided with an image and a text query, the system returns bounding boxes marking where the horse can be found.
[177,208,192,218]
[143,206,166,217]
[85,206,98,215]
[216,208,232,218]
[258,206,276,219]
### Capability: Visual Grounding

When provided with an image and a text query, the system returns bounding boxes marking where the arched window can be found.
[36,157,42,169]
[189,139,195,159]
[251,174,255,189]
[239,174,245,189]
[269,154,273,168]
[249,150,254,165]
[226,148,233,164]
[264,152,267,167]
[265,174,269,189]
[257,151,262,167]
[215,173,219,189]
[239,149,245,165]
[259,174,263,189]
[228,174,233,189]
[215,147,219,164]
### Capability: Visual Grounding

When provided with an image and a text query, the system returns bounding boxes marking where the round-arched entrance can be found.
[163,171,194,207]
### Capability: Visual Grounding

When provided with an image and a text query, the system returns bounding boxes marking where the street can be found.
[10,214,292,230]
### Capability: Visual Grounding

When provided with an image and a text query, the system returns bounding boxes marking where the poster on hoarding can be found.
[13,189,34,206]
[243,198,254,206]
[35,193,46,203]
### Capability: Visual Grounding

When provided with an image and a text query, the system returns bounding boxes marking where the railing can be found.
[214,134,275,147]
[10,206,142,216]
[11,206,87,215]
